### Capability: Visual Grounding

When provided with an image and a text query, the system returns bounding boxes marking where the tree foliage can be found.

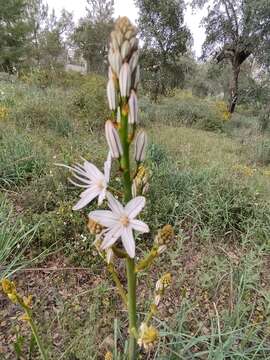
[72,0,114,74]
[135,0,192,99]
[192,0,270,112]
[0,0,31,72]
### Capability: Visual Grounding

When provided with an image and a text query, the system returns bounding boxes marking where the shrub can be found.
[72,74,109,130]
[8,87,74,136]
[258,106,270,133]
[139,91,224,132]
[254,138,270,166]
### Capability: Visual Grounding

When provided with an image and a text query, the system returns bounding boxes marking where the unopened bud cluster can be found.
[132,165,149,197]
[155,224,174,245]
[154,273,172,306]
[1,279,32,314]
[87,219,103,235]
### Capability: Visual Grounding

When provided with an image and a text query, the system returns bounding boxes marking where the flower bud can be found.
[106,248,114,264]
[129,37,139,51]
[154,294,161,306]
[107,79,117,111]
[88,218,103,235]
[108,49,122,77]
[110,30,120,50]
[117,106,121,123]
[128,90,138,124]
[134,130,147,162]
[121,40,131,60]
[154,224,174,245]
[157,245,167,255]
[155,273,172,292]
[105,120,123,159]
[129,51,139,73]
[134,65,140,89]
[119,63,131,97]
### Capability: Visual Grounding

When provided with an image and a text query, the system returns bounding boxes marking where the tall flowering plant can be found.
[61,17,174,359]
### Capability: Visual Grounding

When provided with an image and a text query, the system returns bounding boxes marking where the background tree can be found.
[135,0,192,100]
[0,0,31,72]
[26,0,49,65]
[72,0,114,74]
[38,9,74,68]
[193,0,270,113]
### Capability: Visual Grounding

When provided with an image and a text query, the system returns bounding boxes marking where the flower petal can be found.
[98,188,107,206]
[73,187,100,210]
[107,192,124,216]
[84,161,104,182]
[121,226,135,258]
[125,196,146,219]
[101,225,123,250]
[104,152,112,183]
[89,210,119,227]
[130,219,149,233]
[79,185,99,199]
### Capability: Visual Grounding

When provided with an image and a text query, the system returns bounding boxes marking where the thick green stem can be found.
[126,258,137,359]
[120,105,137,359]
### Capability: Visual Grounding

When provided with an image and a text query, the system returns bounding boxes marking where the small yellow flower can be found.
[138,323,159,351]
[232,164,255,177]
[23,295,33,308]
[155,224,174,245]
[104,351,113,360]
[0,106,8,120]
[1,279,18,303]
[19,313,30,322]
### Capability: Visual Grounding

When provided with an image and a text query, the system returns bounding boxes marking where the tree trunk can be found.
[228,64,240,114]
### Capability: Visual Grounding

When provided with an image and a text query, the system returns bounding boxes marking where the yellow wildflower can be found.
[104,351,113,360]
[19,313,30,322]
[0,106,8,120]
[1,278,18,304]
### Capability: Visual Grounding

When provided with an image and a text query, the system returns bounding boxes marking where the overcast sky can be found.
[46,0,207,57]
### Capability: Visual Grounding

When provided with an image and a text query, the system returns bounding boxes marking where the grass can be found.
[1,73,270,359]
[0,195,39,278]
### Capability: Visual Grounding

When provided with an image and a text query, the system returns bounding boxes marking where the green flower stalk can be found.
[60,16,175,359]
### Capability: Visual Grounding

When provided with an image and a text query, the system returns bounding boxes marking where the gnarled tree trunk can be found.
[228,63,240,114]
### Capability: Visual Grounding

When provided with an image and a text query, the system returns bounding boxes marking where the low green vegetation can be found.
[1,72,270,359]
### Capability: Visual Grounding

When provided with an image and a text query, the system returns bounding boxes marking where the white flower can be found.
[89,192,149,258]
[57,153,111,210]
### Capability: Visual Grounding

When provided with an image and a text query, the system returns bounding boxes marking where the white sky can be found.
[46,0,206,57]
